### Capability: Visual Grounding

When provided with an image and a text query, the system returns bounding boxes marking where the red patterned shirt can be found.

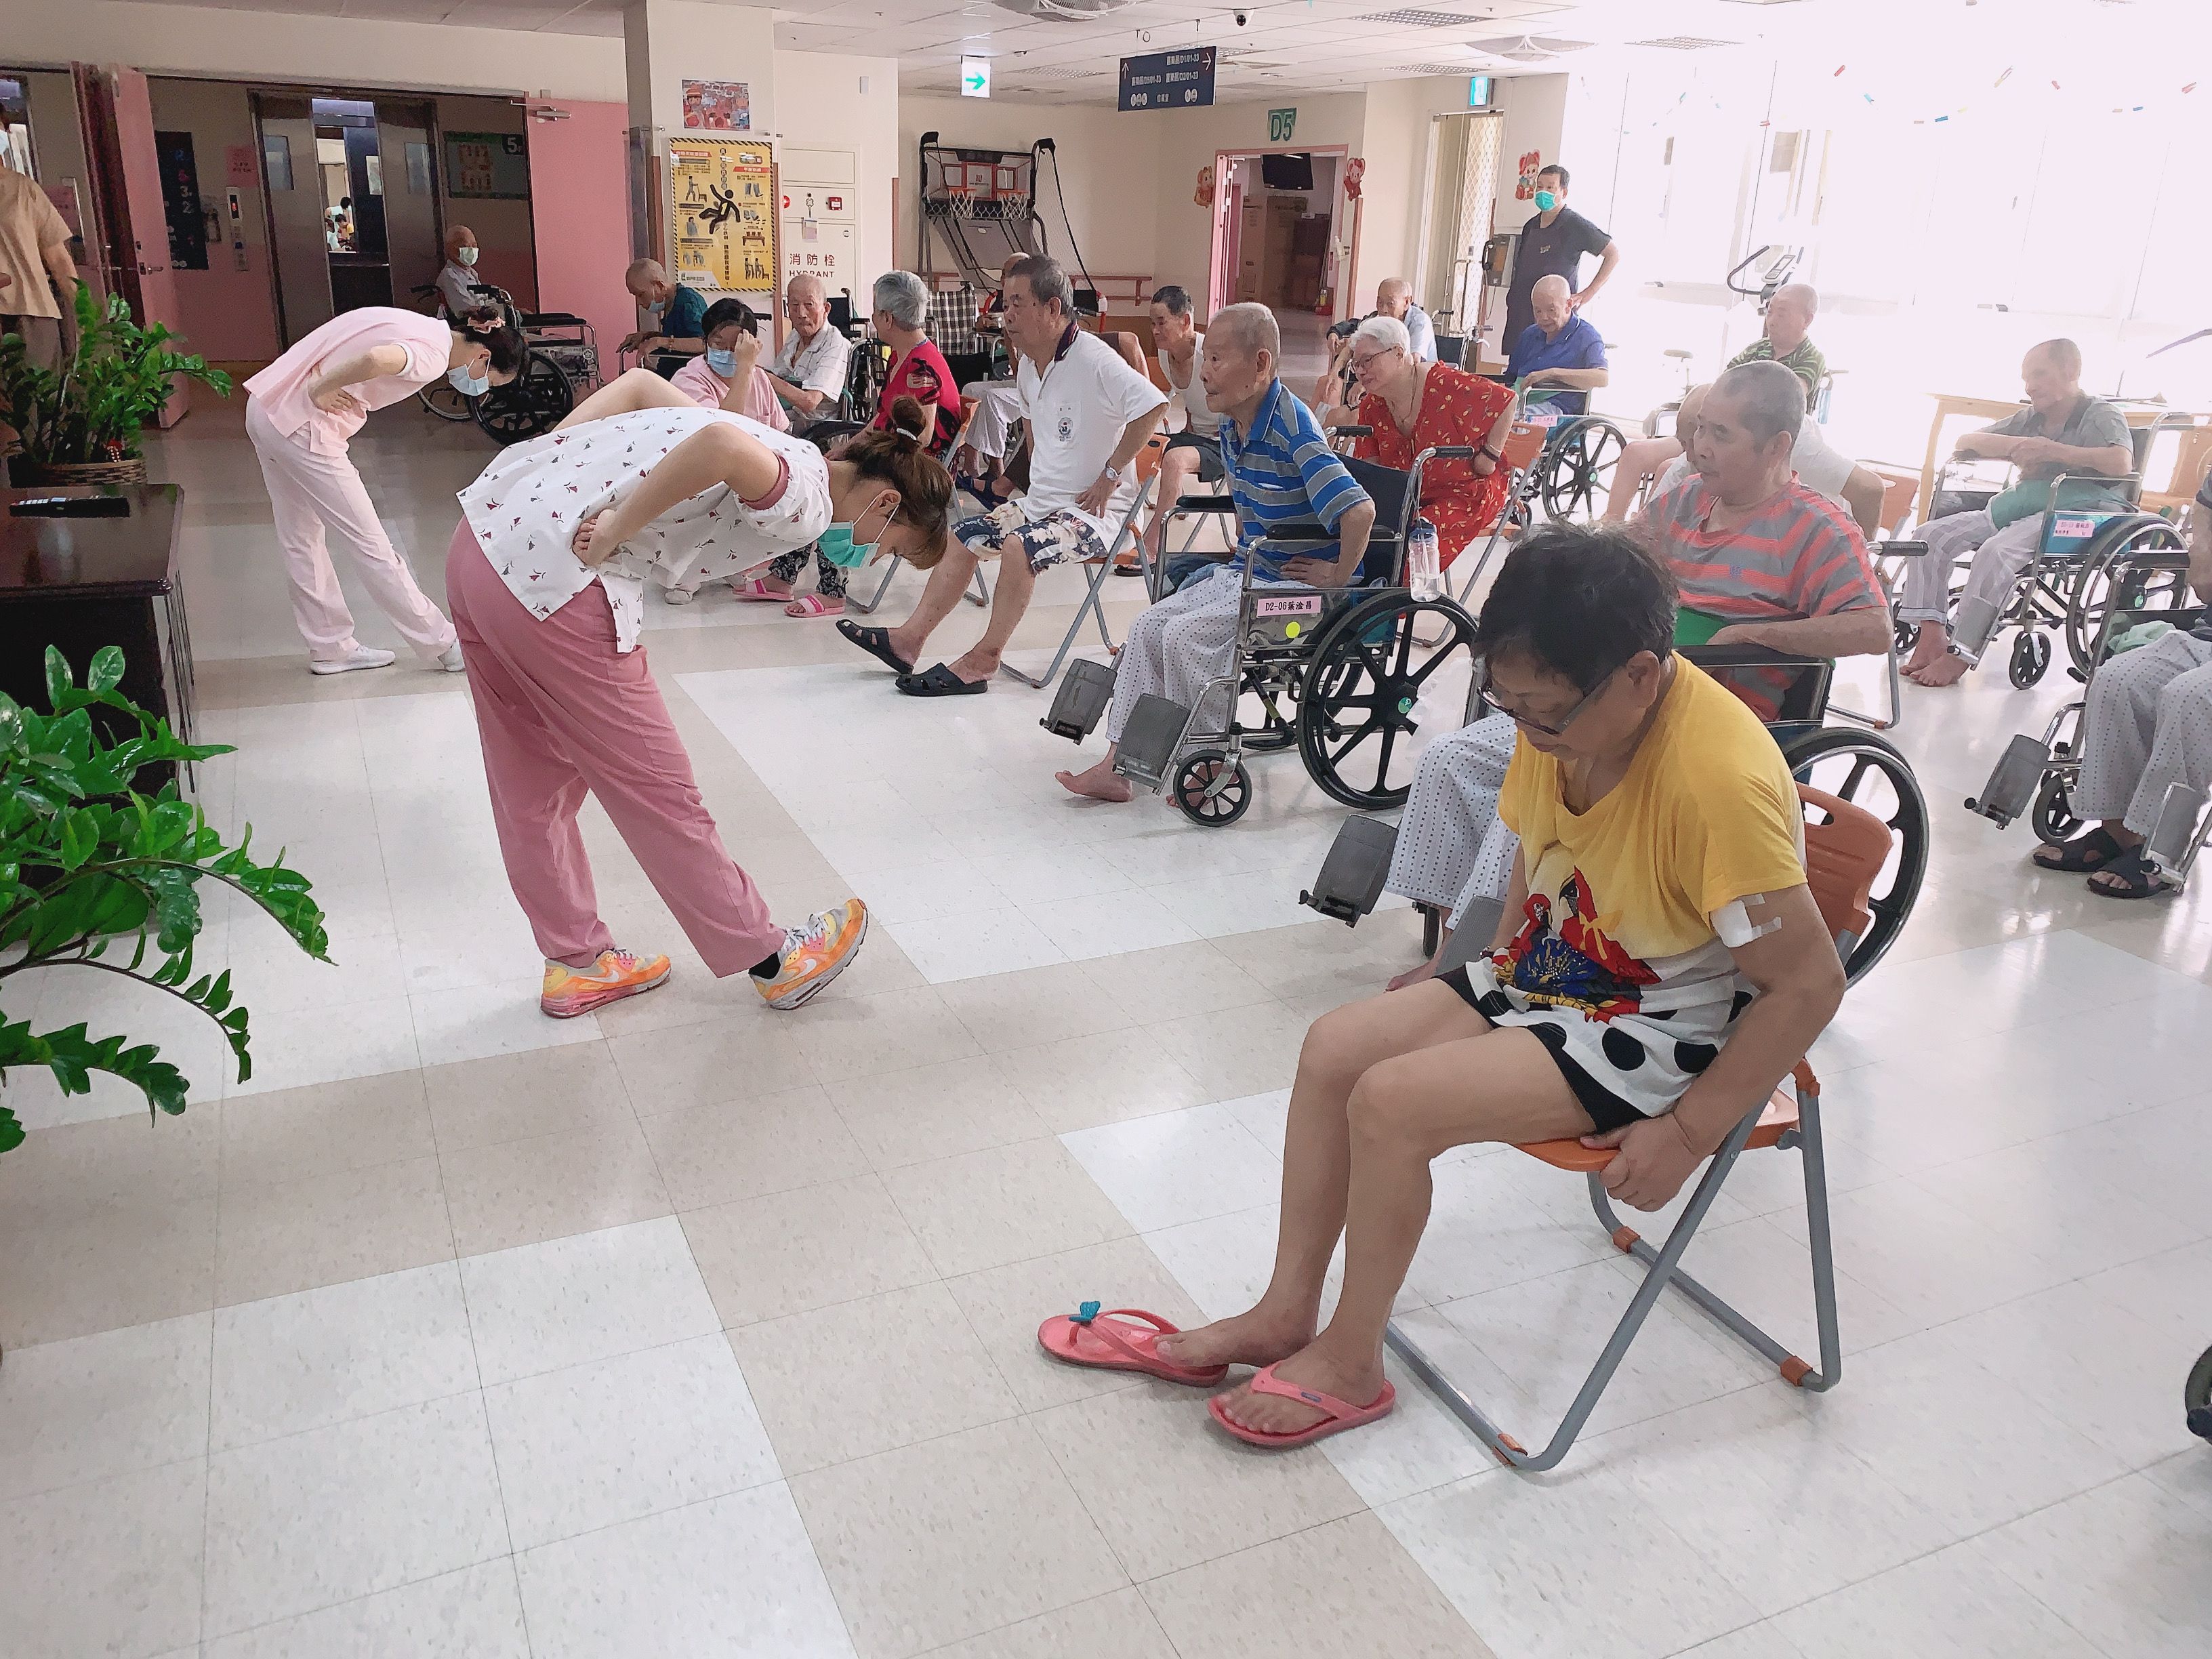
[1353,363,1514,564]
[874,338,960,456]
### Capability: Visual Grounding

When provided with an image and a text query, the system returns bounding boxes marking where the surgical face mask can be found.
[455,247,478,267]
[449,363,491,397]
[705,347,739,377]
[1534,189,1558,212]
[817,498,894,569]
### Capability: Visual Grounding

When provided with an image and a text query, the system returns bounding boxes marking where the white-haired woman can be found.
[1321,312,1516,571]
[745,270,958,617]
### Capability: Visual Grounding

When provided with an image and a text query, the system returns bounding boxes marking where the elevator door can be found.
[253,93,331,345]
[376,102,442,313]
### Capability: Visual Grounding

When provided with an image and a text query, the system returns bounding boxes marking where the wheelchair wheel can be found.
[1892,617,1918,655]
[473,349,574,446]
[416,380,475,422]
[2009,630,2051,689]
[1539,418,1625,523]
[1780,728,1927,983]
[2188,1344,2212,1443]
[2065,517,2189,674]
[1298,591,1480,810]
[2029,773,2081,846]
[1172,751,1251,826]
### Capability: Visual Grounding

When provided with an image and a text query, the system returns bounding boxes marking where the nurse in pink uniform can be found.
[244,304,524,674]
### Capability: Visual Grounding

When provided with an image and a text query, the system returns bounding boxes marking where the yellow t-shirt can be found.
[1494,657,1805,1020]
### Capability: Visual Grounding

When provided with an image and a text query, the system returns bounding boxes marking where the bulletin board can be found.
[668,136,777,293]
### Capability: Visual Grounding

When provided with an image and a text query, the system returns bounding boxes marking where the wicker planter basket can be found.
[7,453,148,487]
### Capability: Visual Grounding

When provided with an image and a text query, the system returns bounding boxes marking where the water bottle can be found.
[1407,516,1443,600]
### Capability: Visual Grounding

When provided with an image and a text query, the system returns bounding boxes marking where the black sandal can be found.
[896,663,988,697]
[2086,849,2171,901]
[2032,825,2129,873]
[836,619,914,676]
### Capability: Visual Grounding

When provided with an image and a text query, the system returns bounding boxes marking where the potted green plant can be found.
[1,281,233,487]
[0,647,328,1160]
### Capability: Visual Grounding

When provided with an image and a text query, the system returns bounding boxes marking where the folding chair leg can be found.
[998,554,1118,690]
[845,558,899,617]
[966,565,991,608]
[1383,1103,1767,1472]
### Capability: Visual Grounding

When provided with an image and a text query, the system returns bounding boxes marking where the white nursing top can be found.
[1162,340,1221,437]
[457,406,831,653]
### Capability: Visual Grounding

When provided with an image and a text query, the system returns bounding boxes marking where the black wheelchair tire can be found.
[1538,417,1626,524]
[2064,516,2189,675]
[1172,751,1252,827]
[2010,630,2051,689]
[416,380,476,422]
[1296,591,1481,811]
[2187,1345,2212,1443]
[473,349,575,446]
[1780,726,1928,984]
[2028,773,2082,846]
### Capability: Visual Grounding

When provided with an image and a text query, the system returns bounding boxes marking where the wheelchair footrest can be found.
[1965,733,2051,828]
[1113,693,1193,790]
[1298,817,1399,926]
[1040,658,1115,743]
[2146,783,2209,882]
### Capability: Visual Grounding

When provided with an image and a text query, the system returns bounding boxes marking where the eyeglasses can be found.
[1478,664,1616,738]
[1349,350,1397,373]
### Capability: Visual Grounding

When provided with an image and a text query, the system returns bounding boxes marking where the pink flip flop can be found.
[1207,1363,1396,1450]
[1036,1303,1229,1387]
[736,578,789,602]
[783,592,843,618]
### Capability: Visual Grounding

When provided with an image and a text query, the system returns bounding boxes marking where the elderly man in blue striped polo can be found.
[1057,302,1376,803]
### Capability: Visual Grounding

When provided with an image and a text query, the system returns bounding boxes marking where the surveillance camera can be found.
[1234,10,1248,25]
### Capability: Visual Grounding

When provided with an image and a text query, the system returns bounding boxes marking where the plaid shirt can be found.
[926,286,982,356]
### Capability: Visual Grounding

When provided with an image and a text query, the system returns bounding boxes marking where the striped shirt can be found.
[1218,378,1370,579]
[1644,476,1883,622]
[1727,335,1827,404]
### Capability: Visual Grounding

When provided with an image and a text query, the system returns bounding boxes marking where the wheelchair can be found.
[1911,432,2192,689]
[1530,407,1628,523]
[411,279,592,446]
[1300,640,1929,987]
[1037,447,1483,827]
[1965,587,2212,891]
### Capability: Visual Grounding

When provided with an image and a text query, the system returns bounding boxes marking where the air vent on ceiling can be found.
[1467,35,1591,61]
[1397,62,1483,76]
[1012,65,1111,79]
[1629,36,1741,50]
[1360,9,1478,26]
[991,0,1140,18]
[1715,0,1811,7]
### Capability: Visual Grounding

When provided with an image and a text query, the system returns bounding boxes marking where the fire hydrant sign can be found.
[1120,47,1216,112]
[669,136,777,293]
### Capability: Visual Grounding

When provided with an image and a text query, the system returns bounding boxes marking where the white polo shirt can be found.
[1017,327,1168,538]
[772,323,851,429]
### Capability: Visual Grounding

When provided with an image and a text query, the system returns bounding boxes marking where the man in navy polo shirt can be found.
[1054,302,1375,803]
[1505,274,1610,416]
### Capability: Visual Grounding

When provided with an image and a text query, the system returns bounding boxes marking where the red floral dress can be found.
[1354,363,1514,565]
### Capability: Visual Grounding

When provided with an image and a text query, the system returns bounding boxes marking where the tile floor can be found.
[3,382,2210,1657]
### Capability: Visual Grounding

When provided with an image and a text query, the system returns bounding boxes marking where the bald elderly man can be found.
[1504,274,1608,415]
[619,258,708,359]
[1729,283,1826,409]
[434,225,483,319]
[1376,277,1436,363]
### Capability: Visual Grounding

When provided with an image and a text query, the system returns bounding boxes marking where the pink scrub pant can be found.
[445,522,783,977]
[245,396,458,663]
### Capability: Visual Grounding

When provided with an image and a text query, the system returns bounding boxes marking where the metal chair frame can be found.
[999,472,1163,691]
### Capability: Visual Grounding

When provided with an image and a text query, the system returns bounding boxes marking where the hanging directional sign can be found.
[1119,46,1216,112]
[961,56,991,98]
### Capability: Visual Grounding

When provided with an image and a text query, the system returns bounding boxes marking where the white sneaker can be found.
[438,642,467,673]
[661,585,697,607]
[309,646,397,676]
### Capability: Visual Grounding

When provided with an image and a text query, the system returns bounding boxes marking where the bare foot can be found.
[1152,1302,1316,1374]
[1902,631,1949,676]
[1387,954,1442,992]
[1056,758,1134,802]
[1212,1338,1388,1439]
[949,644,1002,682]
[1908,651,1971,687]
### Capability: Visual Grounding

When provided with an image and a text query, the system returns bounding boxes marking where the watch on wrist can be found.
[1102,464,1122,483]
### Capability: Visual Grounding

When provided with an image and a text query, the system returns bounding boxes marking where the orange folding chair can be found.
[1383,783,1889,1472]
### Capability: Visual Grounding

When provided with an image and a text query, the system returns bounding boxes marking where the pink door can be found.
[525,102,635,385]
[77,65,186,424]
[1208,156,1240,319]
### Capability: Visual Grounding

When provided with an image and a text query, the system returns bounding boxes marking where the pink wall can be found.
[526,101,632,382]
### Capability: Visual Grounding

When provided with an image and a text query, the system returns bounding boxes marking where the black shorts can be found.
[1438,965,1650,1136]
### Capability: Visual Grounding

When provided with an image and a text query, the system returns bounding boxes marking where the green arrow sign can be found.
[961,56,991,98]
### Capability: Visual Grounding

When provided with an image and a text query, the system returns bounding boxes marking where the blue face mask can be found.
[705,348,739,377]
[449,363,491,397]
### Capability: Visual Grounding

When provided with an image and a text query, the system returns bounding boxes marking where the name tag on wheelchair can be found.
[1246,592,1326,648]
[2045,512,2106,554]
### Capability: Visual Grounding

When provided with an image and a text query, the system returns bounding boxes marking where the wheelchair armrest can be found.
[1163,431,1216,453]
[1422,445,1477,459]
[1174,495,1237,512]
[1679,643,1831,672]
[1876,539,1930,559]
[1332,424,1374,439]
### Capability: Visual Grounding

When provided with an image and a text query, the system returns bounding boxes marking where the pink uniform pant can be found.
[246,396,458,663]
[445,522,784,977]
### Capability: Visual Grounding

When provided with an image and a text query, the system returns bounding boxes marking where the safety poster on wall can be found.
[668,136,777,293]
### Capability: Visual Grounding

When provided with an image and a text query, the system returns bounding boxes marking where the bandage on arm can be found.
[1711,892,1783,948]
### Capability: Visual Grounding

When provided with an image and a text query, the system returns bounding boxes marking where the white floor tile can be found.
[0,1313,211,1501]
[1059,1101,1284,1233]
[202,1559,531,1659]
[1772,1540,2103,1659]
[3,1459,206,1659]
[1976,1472,2212,1659]
[516,1483,857,1659]
[458,1216,722,1386]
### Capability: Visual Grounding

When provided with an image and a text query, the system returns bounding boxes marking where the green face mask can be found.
[1534,189,1558,213]
[817,497,893,569]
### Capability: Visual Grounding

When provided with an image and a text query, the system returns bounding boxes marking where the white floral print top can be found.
[457,407,832,652]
